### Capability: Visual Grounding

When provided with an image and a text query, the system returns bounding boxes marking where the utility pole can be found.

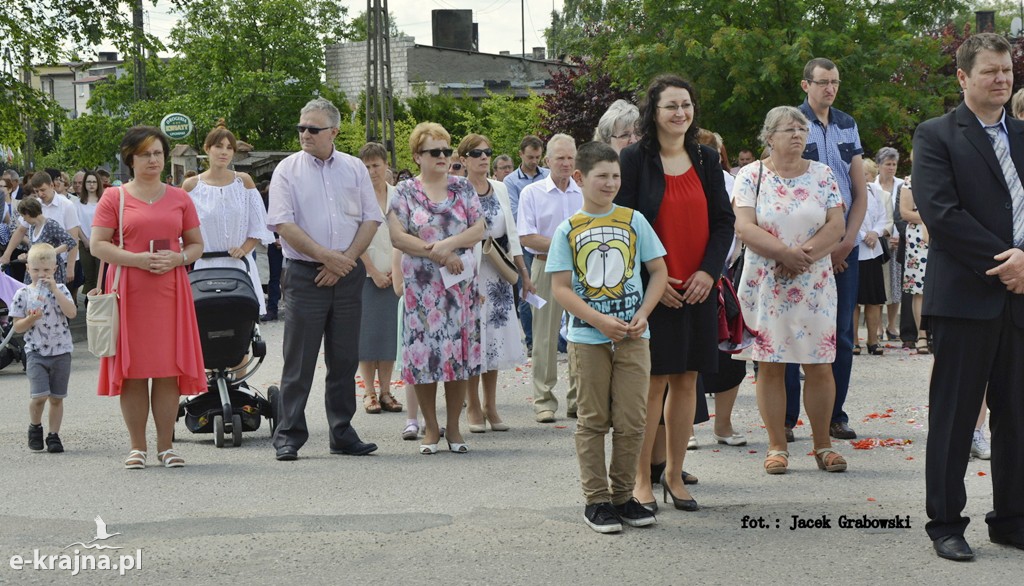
[364,0,396,167]
[522,0,526,58]
[133,0,147,101]
[22,46,34,171]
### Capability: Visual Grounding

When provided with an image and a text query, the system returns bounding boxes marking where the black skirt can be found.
[857,256,886,305]
[649,291,718,375]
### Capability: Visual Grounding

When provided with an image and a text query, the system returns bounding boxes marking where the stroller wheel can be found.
[268,386,281,435]
[231,414,243,447]
[213,415,225,448]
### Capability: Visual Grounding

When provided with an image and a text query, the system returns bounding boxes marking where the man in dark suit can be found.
[913,32,1024,562]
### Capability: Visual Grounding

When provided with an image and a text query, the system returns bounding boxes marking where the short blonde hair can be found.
[27,242,57,266]
[409,122,451,157]
[758,106,810,148]
[1013,88,1024,119]
[862,158,878,178]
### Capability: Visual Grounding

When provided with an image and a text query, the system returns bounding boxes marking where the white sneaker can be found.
[971,429,991,460]
[687,436,699,450]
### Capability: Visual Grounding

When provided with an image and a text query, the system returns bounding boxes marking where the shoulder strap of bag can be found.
[107,187,125,294]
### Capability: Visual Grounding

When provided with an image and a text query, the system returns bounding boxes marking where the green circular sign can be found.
[160,113,193,140]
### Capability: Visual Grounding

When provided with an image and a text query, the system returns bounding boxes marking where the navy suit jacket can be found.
[912,101,1024,326]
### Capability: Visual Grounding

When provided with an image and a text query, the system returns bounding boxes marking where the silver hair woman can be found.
[873,146,903,338]
[593,99,641,153]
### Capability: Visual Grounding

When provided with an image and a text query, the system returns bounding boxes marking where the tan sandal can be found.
[379,392,403,413]
[764,450,789,475]
[363,392,382,414]
[814,447,847,472]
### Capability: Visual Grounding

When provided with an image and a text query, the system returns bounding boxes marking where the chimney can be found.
[532,47,545,60]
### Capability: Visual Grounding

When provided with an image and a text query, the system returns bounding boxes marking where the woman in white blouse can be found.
[853,159,892,356]
[459,134,533,432]
[183,123,274,314]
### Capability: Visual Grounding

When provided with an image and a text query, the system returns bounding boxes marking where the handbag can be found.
[86,188,124,358]
[482,236,518,284]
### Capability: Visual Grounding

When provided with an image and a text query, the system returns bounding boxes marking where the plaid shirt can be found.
[799,99,863,230]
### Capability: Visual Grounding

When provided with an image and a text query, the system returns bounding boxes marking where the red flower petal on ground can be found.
[867,498,877,502]
[978,471,987,476]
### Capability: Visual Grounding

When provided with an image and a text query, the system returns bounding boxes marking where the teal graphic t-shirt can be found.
[546,204,666,345]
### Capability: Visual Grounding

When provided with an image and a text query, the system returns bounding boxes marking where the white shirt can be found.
[19,194,80,232]
[515,174,583,255]
[858,184,889,260]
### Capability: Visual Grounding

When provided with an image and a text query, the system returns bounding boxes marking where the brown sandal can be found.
[363,392,382,414]
[915,338,930,355]
[814,448,848,472]
[379,392,403,413]
[764,450,789,475]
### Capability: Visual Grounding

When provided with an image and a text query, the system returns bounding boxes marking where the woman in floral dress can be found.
[457,134,531,433]
[388,122,485,455]
[899,176,930,354]
[733,106,848,475]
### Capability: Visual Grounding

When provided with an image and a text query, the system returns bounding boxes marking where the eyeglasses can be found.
[450,163,464,171]
[775,127,810,136]
[466,148,493,158]
[135,150,164,160]
[806,79,841,88]
[611,131,642,140]
[657,103,693,112]
[296,125,332,135]
[420,148,453,158]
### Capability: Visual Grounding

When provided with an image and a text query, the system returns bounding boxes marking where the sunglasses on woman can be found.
[466,148,493,158]
[420,148,454,158]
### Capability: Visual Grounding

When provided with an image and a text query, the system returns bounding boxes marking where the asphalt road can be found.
[0,318,1019,585]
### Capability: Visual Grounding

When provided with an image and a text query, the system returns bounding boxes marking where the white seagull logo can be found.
[91,516,122,542]
[64,516,123,550]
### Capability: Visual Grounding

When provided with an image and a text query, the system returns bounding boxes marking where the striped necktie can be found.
[984,125,1024,247]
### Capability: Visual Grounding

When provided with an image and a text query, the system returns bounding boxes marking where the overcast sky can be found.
[139,0,565,57]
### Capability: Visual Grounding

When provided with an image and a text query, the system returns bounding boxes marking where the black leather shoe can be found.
[330,440,378,456]
[785,426,795,443]
[989,527,1024,550]
[829,421,857,440]
[275,446,298,461]
[932,535,975,561]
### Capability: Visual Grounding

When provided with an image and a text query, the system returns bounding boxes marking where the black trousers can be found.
[272,260,366,451]
[925,303,1024,539]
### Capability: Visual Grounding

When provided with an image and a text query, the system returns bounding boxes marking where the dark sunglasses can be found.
[450,163,464,171]
[466,148,493,158]
[420,148,453,158]
[296,125,331,135]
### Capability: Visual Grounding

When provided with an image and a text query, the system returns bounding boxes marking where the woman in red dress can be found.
[91,126,206,469]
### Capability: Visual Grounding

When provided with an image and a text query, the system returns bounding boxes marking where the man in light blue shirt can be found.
[504,135,550,353]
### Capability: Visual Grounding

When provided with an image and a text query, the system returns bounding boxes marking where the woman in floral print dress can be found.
[733,106,848,475]
[389,122,485,454]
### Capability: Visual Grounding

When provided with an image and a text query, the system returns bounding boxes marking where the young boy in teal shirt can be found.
[546,142,668,533]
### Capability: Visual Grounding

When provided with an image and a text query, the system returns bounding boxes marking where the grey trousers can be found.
[272,259,365,451]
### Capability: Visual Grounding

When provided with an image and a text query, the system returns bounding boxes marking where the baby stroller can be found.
[0,261,27,372]
[176,252,280,447]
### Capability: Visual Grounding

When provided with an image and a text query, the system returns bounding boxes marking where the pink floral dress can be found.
[390,176,483,384]
[733,162,843,363]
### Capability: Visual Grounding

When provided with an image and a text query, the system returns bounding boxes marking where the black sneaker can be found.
[614,498,657,527]
[46,433,64,453]
[28,424,44,451]
[583,502,622,534]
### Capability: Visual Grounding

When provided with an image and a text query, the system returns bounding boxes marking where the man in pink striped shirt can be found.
[267,98,384,461]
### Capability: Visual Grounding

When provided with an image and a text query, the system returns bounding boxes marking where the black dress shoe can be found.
[829,421,857,440]
[260,312,278,323]
[989,527,1024,549]
[330,440,378,456]
[932,535,975,561]
[276,446,298,461]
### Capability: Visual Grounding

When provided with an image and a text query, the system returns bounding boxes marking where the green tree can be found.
[550,0,967,157]
[0,0,167,152]
[347,10,402,42]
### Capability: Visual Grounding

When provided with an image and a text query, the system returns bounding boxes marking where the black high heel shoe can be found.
[660,472,699,511]
[651,461,699,485]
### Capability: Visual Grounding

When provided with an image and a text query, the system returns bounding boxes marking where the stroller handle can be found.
[200,251,250,272]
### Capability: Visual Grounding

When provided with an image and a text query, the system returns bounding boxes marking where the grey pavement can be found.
[0,316,1020,585]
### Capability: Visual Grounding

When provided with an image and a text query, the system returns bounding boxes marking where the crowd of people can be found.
[3,33,1023,556]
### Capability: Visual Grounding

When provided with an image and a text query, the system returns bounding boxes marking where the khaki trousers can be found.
[531,258,577,414]
[571,338,651,505]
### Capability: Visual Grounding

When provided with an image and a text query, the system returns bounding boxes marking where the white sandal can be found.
[157,449,185,468]
[124,450,147,470]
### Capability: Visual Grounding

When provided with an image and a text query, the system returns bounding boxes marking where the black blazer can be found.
[616,140,735,279]
[912,101,1024,326]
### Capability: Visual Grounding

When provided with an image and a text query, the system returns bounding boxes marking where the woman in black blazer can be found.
[616,75,735,512]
